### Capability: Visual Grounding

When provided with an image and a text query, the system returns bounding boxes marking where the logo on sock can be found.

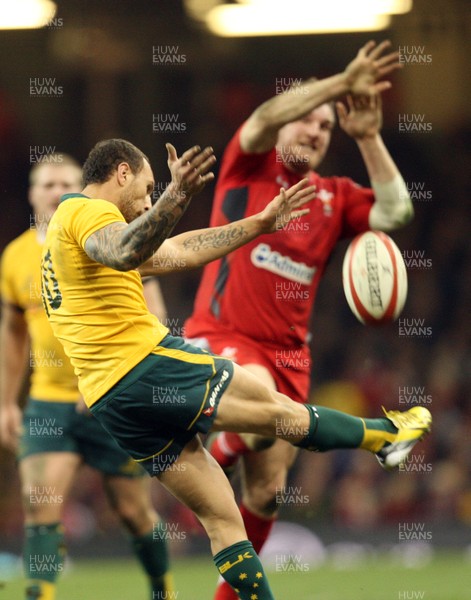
[218,551,254,574]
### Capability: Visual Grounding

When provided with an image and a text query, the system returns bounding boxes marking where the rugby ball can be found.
[342,231,407,325]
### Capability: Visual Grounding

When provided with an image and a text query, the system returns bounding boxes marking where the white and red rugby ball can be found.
[342,231,408,325]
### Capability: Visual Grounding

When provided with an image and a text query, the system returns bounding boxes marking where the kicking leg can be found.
[213,363,431,468]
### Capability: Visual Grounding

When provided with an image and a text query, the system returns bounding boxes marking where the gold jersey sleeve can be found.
[0,229,79,402]
[41,195,168,407]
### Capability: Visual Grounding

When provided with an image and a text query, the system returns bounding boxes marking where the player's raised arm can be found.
[84,144,216,271]
[336,92,413,230]
[138,179,315,276]
[241,40,401,154]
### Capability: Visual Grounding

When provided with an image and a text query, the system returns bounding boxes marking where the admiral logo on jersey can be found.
[250,243,316,285]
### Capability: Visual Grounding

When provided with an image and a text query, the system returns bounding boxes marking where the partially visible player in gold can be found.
[0,156,173,600]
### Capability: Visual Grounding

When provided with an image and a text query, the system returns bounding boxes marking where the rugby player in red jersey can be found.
[185,41,413,600]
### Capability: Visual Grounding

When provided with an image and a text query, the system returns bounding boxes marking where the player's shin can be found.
[24,522,65,600]
[292,404,396,451]
[214,540,274,600]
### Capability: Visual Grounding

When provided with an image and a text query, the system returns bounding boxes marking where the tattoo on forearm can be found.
[182,226,247,251]
[85,188,191,271]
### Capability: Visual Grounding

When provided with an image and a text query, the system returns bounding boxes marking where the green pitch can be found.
[3,553,470,599]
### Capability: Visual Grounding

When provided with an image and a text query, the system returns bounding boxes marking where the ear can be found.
[116,162,131,187]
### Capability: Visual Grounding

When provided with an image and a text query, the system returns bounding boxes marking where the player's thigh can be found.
[20,452,81,523]
[241,363,276,391]
[103,474,157,535]
[213,363,303,436]
[241,439,298,512]
[158,436,245,554]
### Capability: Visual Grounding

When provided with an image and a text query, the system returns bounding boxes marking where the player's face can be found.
[118,159,154,223]
[277,104,335,174]
[29,164,82,222]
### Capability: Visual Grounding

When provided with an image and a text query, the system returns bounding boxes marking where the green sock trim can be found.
[293,405,319,450]
[24,522,65,585]
[214,540,274,600]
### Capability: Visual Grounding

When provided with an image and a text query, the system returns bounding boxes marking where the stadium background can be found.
[0,0,470,598]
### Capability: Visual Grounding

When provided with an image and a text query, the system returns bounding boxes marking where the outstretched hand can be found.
[336,93,383,140]
[166,143,216,197]
[344,40,401,97]
[258,178,315,233]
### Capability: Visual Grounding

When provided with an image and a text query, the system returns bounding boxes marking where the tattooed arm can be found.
[139,178,315,276]
[138,221,253,275]
[84,183,189,271]
[84,145,216,271]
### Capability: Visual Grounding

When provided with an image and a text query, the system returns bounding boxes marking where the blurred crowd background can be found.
[1,0,470,557]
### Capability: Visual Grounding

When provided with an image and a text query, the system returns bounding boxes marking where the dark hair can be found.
[82,139,149,185]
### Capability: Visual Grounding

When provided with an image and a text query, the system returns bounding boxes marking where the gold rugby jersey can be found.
[41,194,168,407]
[1,229,79,401]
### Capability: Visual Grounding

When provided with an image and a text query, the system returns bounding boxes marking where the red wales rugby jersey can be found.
[185,126,374,348]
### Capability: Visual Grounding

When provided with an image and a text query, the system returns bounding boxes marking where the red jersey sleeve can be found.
[219,123,275,185]
[338,177,374,238]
